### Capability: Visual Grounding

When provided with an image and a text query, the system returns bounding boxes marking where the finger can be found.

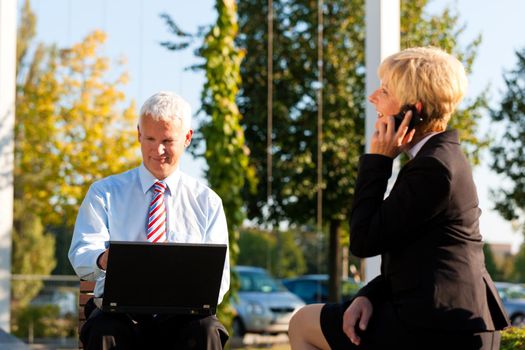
[386,115,396,135]
[376,118,387,138]
[397,110,413,136]
[374,116,384,130]
[402,128,416,145]
[345,324,360,346]
[343,310,361,345]
[359,306,372,331]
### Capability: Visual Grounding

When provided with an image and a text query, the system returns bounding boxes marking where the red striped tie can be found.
[147,181,167,243]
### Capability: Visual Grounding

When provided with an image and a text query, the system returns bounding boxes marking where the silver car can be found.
[495,281,525,326]
[232,266,305,336]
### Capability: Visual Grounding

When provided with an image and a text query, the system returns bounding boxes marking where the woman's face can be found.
[368,78,402,119]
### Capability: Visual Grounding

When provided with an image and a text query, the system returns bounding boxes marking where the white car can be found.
[231,266,305,336]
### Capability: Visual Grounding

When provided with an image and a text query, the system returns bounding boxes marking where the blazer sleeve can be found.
[350,154,451,258]
[354,275,389,305]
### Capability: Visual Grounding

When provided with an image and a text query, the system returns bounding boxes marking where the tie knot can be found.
[153,181,167,194]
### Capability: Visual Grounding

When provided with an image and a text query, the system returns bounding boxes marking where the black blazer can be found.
[350,130,509,332]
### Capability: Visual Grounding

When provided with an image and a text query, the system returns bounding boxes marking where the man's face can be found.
[138,115,192,180]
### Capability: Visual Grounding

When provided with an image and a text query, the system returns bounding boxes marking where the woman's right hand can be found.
[371,110,416,158]
[342,296,373,346]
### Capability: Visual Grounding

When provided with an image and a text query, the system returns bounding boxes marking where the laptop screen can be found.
[102,241,227,315]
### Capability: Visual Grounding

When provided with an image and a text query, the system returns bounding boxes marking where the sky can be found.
[22,0,525,251]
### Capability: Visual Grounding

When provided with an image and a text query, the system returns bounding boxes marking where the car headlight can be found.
[246,301,265,315]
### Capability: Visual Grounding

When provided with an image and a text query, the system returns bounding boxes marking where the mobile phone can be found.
[393,105,423,131]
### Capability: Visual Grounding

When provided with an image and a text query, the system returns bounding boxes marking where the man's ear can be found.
[184,129,193,148]
[137,125,141,143]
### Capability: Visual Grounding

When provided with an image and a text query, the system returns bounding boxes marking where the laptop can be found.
[101,241,227,315]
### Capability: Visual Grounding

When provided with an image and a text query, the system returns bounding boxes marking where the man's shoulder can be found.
[90,167,139,192]
[178,171,222,203]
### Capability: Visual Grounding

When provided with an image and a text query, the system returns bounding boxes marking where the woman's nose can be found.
[368,88,380,104]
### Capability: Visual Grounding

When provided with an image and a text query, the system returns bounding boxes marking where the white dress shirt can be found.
[68,164,230,303]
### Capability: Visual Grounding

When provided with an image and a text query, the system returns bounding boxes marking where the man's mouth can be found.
[152,157,168,164]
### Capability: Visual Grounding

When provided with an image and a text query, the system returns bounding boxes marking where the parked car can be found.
[282,274,362,304]
[495,281,525,326]
[231,266,305,336]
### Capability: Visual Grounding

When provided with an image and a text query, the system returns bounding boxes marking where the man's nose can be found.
[156,143,166,154]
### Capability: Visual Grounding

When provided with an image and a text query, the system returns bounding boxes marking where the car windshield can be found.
[238,271,287,293]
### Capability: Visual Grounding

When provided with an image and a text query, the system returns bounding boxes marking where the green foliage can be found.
[238,228,307,278]
[11,305,76,339]
[199,0,256,233]
[236,0,487,299]
[238,229,274,269]
[16,0,36,76]
[161,0,257,332]
[490,49,525,235]
[11,210,56,309]
[483,244,502,281]
[12,0,57,313]
[237,0,485,227]
[199,0,256,332]
[273,229,307,278]
[512,244,525,282]
[501,327,525,350]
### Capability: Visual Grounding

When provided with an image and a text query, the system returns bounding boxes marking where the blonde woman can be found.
[288,47,509,350]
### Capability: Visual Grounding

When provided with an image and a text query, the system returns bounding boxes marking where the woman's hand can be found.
[370,110,416,158]
[342,296,373,346]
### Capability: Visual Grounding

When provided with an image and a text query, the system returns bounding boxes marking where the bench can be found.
[79,280,96,349]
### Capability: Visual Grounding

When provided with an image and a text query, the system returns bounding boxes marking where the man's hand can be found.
[97,249,109,270]
[342,296,373,346]
[370,110,416,158]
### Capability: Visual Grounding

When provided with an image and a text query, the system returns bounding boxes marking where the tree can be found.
[238,228,274,269]
[15,1,139,275]
[236,0,487,301]
[483,244,501,281]
[511,244,525,282]
[490,49,525,235]
[238,228,307,278]
[12,0,57,312]
[161,0,256,330]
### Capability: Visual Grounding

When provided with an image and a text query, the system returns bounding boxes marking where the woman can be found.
[288,47,509,350]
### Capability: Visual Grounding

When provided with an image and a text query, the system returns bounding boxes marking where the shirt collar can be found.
[406,132,441,159]
[138,163,181,195]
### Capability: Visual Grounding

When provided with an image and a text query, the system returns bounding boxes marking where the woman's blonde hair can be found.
[378,47,467,132]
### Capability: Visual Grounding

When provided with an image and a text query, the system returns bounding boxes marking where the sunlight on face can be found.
[368,79,402,119]
[138,115,192,180]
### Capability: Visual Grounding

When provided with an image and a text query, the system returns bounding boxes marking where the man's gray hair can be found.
[139,91,192,132]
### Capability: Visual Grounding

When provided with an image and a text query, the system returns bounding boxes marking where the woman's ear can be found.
[415,102,423,113]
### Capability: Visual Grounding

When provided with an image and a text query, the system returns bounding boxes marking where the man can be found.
[69,91,230,350]
[288,47,509,350]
